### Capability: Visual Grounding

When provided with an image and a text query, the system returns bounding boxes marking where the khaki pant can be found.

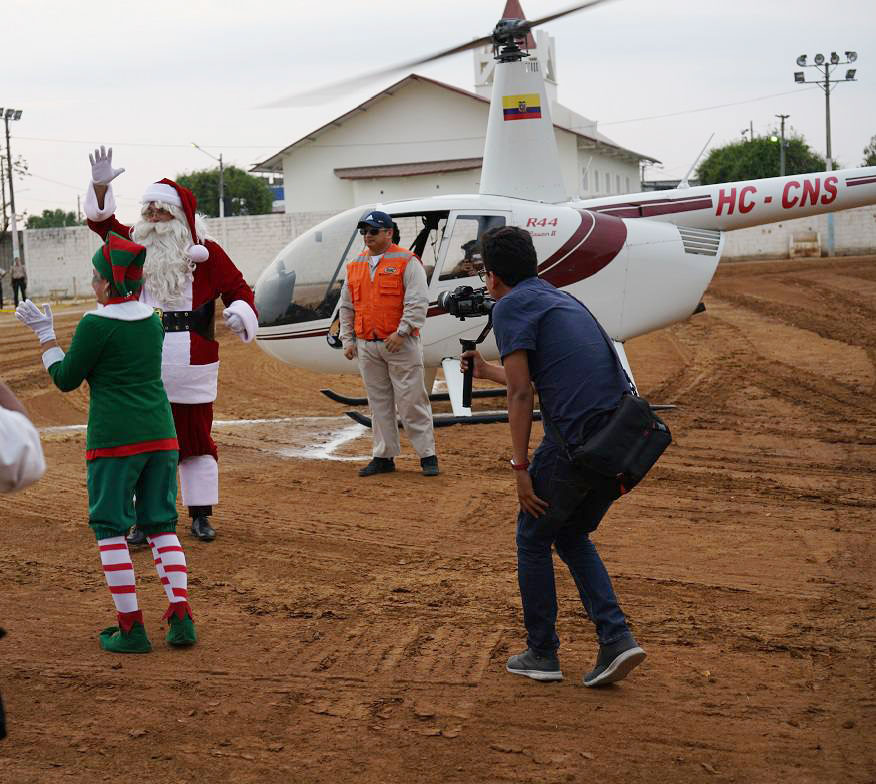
[357,337,436,459]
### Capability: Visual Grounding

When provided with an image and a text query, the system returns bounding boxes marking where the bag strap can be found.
[539,293,634,456]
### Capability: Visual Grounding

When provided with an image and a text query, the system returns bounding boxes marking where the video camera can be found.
[436,285,495,320]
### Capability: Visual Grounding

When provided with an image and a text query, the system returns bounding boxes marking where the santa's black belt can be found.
[156,300,215,341]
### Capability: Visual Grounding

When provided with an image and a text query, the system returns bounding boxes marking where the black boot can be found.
[126,526,147,548]
[189,506,216,542]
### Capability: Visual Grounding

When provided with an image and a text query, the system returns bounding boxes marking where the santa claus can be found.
[84,146,258,543]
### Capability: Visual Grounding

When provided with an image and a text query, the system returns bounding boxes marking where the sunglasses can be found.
[477,267,489,282]
[359,227,385,236]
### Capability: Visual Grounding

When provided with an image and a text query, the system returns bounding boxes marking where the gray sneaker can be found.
[582,636,646,687]
[506,648,564,682]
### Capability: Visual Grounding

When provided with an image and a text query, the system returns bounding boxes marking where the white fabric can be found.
[42,346,65,371]
[0,408,46,493]
[89,146,125,186]
[89,301,155,321]
[179,454,218,506]
[222,299,258,344]
[141,182,182,208]
[15,300,55,343]
[162,361,219,404]
[83,181,117,222]
[368,253,383,277]
[148,537,176,604]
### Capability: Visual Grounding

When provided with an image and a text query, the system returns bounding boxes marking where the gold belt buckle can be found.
[153,307,164,322]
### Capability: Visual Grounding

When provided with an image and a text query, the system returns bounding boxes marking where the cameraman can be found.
[461,226,645,687]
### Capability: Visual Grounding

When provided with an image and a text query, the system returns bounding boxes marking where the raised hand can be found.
[88,145,125,185]
[15,300,56,344]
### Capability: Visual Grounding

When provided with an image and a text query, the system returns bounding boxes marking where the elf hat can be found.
[92,231,146,299]
[141,178,209,263]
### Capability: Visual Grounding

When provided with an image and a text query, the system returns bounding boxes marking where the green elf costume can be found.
[15,232,197,653]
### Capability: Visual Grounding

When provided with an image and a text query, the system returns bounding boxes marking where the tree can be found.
[697,133,826,185]
[26,209,80,229]
[175,166,274,218]
[862,135,876,167]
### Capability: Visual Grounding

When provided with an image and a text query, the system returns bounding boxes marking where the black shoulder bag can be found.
[540,297,672,499]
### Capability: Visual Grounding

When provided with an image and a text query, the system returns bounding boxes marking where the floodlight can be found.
[845,51,857,62]
[794,71,805,83]
[830,51,839,64]
[770,135,779,142]
[814,53,825,65]
[846,68,856,79]
[4,109,13,119]
[796,54,807,67]
[0,108,4,116]
[13,110,22,121]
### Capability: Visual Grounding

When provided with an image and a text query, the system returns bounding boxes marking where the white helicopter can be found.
[253,0,876,422]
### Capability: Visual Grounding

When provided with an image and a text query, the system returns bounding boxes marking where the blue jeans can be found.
[516,441,631,655]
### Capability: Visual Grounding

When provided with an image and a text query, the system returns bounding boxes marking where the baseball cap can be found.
[357,210,394,230]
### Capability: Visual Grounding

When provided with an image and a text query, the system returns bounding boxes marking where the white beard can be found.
[131,212,194,308]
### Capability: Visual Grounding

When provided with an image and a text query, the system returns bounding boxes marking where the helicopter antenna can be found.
[678,132,714,190]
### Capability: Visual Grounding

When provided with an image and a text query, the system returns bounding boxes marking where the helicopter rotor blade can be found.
[261,0,617,108]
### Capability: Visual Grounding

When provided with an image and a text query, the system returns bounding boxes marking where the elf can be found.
[15,232,196,653]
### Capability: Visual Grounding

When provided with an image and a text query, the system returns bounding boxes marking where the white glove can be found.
[15,300,56,344]
[223,309,246,335]
[89,145,125,185]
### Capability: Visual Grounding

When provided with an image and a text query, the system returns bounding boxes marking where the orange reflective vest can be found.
[346,244,420,340]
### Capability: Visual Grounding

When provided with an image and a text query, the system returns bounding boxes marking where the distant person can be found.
[0,266,6,310]
[10,259,27,307]
[0,380,46,740]
[338,210,438,477]
[15,232,197,654]
[460,226,646,687]
[83,146,258,544]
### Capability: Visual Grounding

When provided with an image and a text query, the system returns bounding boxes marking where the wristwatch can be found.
[510,458,530,471]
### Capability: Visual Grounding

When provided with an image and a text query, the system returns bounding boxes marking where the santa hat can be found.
[92,231,146,299]
[141,178,209,263]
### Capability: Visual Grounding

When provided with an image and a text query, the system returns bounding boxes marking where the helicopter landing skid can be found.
[321,387,508,407]
[344,404,677,429]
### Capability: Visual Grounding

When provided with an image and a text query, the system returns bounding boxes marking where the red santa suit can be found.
[84,179,258,522]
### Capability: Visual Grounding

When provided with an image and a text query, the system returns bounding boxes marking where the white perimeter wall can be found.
[20,212,333,299]
[17,205,876,299]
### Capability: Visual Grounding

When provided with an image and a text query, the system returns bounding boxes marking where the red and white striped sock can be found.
[148,536,176,604]
[147,533,189,606]
[98,536,141,630]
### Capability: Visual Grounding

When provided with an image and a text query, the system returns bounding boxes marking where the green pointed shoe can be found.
[99,622,152,654]
[164,603,197,647]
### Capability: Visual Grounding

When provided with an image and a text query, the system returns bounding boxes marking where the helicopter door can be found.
[431,212,509,286]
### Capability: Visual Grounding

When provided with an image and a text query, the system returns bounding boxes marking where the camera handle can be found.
[459,314,494,409]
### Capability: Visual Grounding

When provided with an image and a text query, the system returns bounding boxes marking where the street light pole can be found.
[1,108,23,263]
[794,51,857,256]
[192,142,225,218]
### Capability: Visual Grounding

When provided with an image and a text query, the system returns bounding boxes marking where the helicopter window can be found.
[437,215,505,281]
[254,205,367,328]
[391,213,447,284]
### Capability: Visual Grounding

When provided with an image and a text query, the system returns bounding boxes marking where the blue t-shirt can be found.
[492,277,628,446]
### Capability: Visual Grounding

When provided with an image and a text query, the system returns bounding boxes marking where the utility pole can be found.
[192,142,225,218]
[1,108,23,263]
[794,51,858,256]
[76,195,82,224]
[775,113,790,176]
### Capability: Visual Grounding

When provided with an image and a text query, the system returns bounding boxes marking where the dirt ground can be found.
[1,256,874,784]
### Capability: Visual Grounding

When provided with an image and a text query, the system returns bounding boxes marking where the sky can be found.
[3,0,875,223]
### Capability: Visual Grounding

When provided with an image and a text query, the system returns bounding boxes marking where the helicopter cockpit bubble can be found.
[255,205,372,329]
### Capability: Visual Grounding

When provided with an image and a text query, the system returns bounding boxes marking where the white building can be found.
[252,0,657,212]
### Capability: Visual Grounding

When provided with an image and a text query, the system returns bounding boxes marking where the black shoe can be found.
[420,455,439,476]
[506,648,563,682]
[358,457,395,477]
[582,636,646,687]
[190,515,216,542]
[126,526,147,548]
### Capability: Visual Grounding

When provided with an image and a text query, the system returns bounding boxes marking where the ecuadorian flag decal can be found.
[502,93,542,121]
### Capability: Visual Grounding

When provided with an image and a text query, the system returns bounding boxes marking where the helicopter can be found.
[252,0,876,422]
